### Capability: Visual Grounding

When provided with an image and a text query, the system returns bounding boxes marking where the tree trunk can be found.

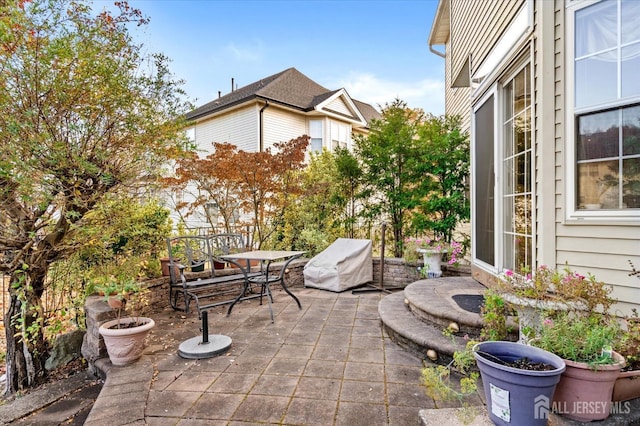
[4,278,48,396]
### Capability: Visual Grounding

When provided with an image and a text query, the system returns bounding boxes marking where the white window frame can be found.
[309,119,324,152]
[330,120,351,151]
[565,0,640,223]
[500,61,534,272]
[472,56,535,274]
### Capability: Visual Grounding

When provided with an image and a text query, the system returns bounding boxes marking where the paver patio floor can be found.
[87,286,483,425]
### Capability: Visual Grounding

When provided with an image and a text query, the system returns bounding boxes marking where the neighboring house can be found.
[429,0,640,314]
[171,67,381,230]
[185,67,381,153]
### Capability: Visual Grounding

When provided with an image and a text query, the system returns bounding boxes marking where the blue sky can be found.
[96,0,444,114]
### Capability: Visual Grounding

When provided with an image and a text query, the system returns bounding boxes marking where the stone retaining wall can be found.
[138,257,470,307]
[82,257,470,372]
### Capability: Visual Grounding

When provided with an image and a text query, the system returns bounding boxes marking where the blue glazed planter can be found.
[473,341,566,426]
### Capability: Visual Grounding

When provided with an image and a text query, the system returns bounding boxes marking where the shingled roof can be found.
[186,67,380,123]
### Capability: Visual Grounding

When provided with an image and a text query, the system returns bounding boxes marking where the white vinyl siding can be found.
[263,106,306,151]
[194,106,258,152]
[326,97,353,117]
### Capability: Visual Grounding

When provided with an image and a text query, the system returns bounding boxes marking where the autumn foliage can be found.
[165,136,309,247]
[0,0,190,394]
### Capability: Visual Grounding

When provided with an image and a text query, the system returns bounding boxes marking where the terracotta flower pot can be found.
[107,296,126,310]
[229,259,260,268]
[613,369,640,402]
[99,317,155,366]
[552,352,625,422]
[160,257,171,276]
[160,257,181,278]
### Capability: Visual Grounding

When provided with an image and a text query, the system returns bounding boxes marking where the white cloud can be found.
[224,41,264,62]
[331,72,445,115]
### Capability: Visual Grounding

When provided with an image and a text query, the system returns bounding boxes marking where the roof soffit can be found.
[428,0,450,46]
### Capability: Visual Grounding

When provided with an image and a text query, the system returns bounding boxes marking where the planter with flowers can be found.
[496,265,613,343]
[404,237,463,278]
[532,311,623,422]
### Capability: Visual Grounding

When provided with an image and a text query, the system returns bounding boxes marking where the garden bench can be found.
[166,233,261,317]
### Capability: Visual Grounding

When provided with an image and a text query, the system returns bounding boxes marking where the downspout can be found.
[429,44,446,58]
[259,100,269,152]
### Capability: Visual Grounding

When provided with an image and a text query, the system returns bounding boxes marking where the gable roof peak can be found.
[186,67,380,125]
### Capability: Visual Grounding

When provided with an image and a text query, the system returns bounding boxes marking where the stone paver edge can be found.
[83,357,154,425]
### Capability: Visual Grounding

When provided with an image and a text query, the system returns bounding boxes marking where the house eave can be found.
[428,0,450,50]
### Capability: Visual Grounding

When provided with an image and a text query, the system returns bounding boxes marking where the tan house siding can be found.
[533,1,559,269]
[262,106,306,151]
[550,0,639,315]
[436,0,639,313]
[194,106,258,152]
[450,0,524,83]
[446,84,472,132]
[445,0,525,131]
[443,38,470,129]
[555,224,640,315]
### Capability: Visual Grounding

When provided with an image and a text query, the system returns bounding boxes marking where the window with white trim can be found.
[502,65,532,271]
[330,121,350,150]
[570,0,640,212]
[309,119,323,152]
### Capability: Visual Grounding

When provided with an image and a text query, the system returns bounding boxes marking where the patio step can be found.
[379,277,490,365]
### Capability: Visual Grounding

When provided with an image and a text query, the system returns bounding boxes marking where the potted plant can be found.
[614,308,640,402]
[93,258,155,366]
[496,265,614,343]
[421,299,563,426]
[403,236,464,278]
[613,262,640,402]
[532,311,624,422]
[472,341,566,426]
